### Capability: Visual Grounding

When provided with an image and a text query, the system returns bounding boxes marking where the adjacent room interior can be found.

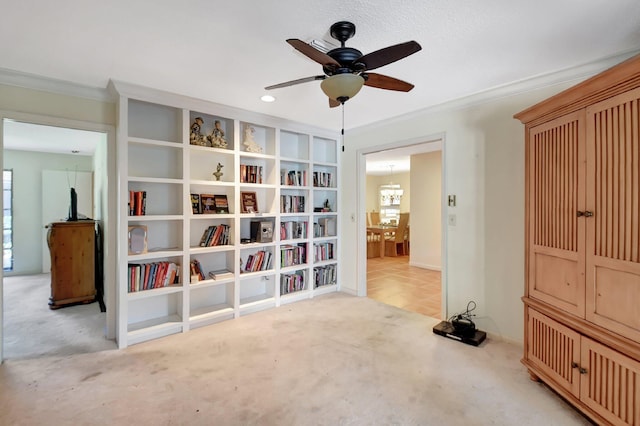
[364,142,443,318]
[2,120,115,359]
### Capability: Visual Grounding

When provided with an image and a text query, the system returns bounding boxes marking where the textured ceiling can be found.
[1,1,640,133]
[0,0,640,174]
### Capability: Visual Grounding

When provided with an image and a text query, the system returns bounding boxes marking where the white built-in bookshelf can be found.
[111,81,340,348]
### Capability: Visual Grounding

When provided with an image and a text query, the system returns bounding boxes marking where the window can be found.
[3,169,13,271]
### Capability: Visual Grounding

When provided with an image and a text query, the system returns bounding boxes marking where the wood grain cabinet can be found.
[515,54,640,425]
[47,221,96,309]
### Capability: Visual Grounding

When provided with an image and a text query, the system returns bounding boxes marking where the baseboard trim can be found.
[409,261,441,271]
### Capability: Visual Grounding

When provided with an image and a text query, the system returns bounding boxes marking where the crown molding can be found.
[350,48,640,134]
[0,68,112,103]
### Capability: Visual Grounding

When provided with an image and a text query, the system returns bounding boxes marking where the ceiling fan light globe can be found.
[320,74,365,102]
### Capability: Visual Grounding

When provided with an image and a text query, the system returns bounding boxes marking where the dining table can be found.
[366,224,397,258]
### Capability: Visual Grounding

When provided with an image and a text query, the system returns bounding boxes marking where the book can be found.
[213,194,229,214]
[200,194,216,214]
[240,191,258,213]
[129,190,134,216]
[208,269,234,280]
[199,226,214,247]
[209,225,224,246]
[191,193,201,214]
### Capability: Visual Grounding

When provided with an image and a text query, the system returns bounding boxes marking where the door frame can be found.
[0,110,117,363]
[356,132,448,318]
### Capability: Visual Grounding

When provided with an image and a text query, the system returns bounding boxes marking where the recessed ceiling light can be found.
[261,95,275,103]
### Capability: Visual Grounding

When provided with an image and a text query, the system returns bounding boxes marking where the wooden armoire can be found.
[515,54,640,425]
[47,221,96,309]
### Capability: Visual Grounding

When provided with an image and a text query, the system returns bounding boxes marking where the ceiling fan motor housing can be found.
[323,47,364,75]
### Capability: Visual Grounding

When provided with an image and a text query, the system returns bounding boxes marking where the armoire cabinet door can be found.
[580,336,640,425]
[585,88,640,344]
[526,308,581,397]
[528,111,586,316]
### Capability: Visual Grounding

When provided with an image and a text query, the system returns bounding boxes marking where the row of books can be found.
[314,264,337,288]
[280,243,307,267]
[240,164,264,184]
[128,190,147,216]
[280,221,307,240]
[192,193,229,214]
[280,195,305,213]
[198,224,230,247]
[313,218,336,237]
[128,261,179,292]
[243,250,273,272]
[280,270,307,295]
[313,242,335,262]
[281,169,307,186]
[313,172,333,188]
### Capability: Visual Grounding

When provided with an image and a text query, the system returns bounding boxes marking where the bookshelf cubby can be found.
[112,81,340,348]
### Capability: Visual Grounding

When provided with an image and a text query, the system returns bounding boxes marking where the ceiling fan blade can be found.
[329,98,341,108]
[364,73,415,92]
[359,41,422,71]
[286,39,341,67]
[265,75,325,90]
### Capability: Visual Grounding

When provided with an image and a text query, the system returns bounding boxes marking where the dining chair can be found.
[367,211,382,244]
[369,211,380,226]
[403,224,410,255]
[384,212,410,256]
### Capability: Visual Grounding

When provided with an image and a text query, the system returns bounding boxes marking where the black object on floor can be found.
[432,321,486,346]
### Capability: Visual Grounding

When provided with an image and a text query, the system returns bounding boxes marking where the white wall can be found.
[410,151,441,270]
[3,150,93,275]
[343,81,579,343]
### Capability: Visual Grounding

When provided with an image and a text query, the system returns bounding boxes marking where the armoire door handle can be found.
[577,211,594,217]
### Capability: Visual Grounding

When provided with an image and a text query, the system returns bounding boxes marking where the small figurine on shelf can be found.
[323,199,331,212]
[208,120,228,148]
[212,162,224,181]
[190,117,207,146]
[243,124,263,153]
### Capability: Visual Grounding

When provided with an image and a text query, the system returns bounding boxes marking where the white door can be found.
[41,170,93,273]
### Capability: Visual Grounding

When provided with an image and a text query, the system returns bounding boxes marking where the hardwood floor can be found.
[367,255,442,318]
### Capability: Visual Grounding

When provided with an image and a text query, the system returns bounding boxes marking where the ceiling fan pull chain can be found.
[342,104,345,152]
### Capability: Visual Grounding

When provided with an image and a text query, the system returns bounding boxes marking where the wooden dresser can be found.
[47,221,96,309]
[515,54,640,425]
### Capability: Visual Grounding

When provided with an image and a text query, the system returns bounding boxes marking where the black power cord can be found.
[449,301,477,336]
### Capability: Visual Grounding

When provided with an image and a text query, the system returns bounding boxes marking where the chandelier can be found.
[380,165,404,205]
[380,185,403,205]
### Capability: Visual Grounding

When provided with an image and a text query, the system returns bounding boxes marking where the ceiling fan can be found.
[265,21,422,107]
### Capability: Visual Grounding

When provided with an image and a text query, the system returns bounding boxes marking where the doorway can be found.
[357,135,447,320]
[1,115,117,361]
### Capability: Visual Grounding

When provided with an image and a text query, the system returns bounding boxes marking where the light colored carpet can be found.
[3,273,115,359]
[0,292,591,425]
